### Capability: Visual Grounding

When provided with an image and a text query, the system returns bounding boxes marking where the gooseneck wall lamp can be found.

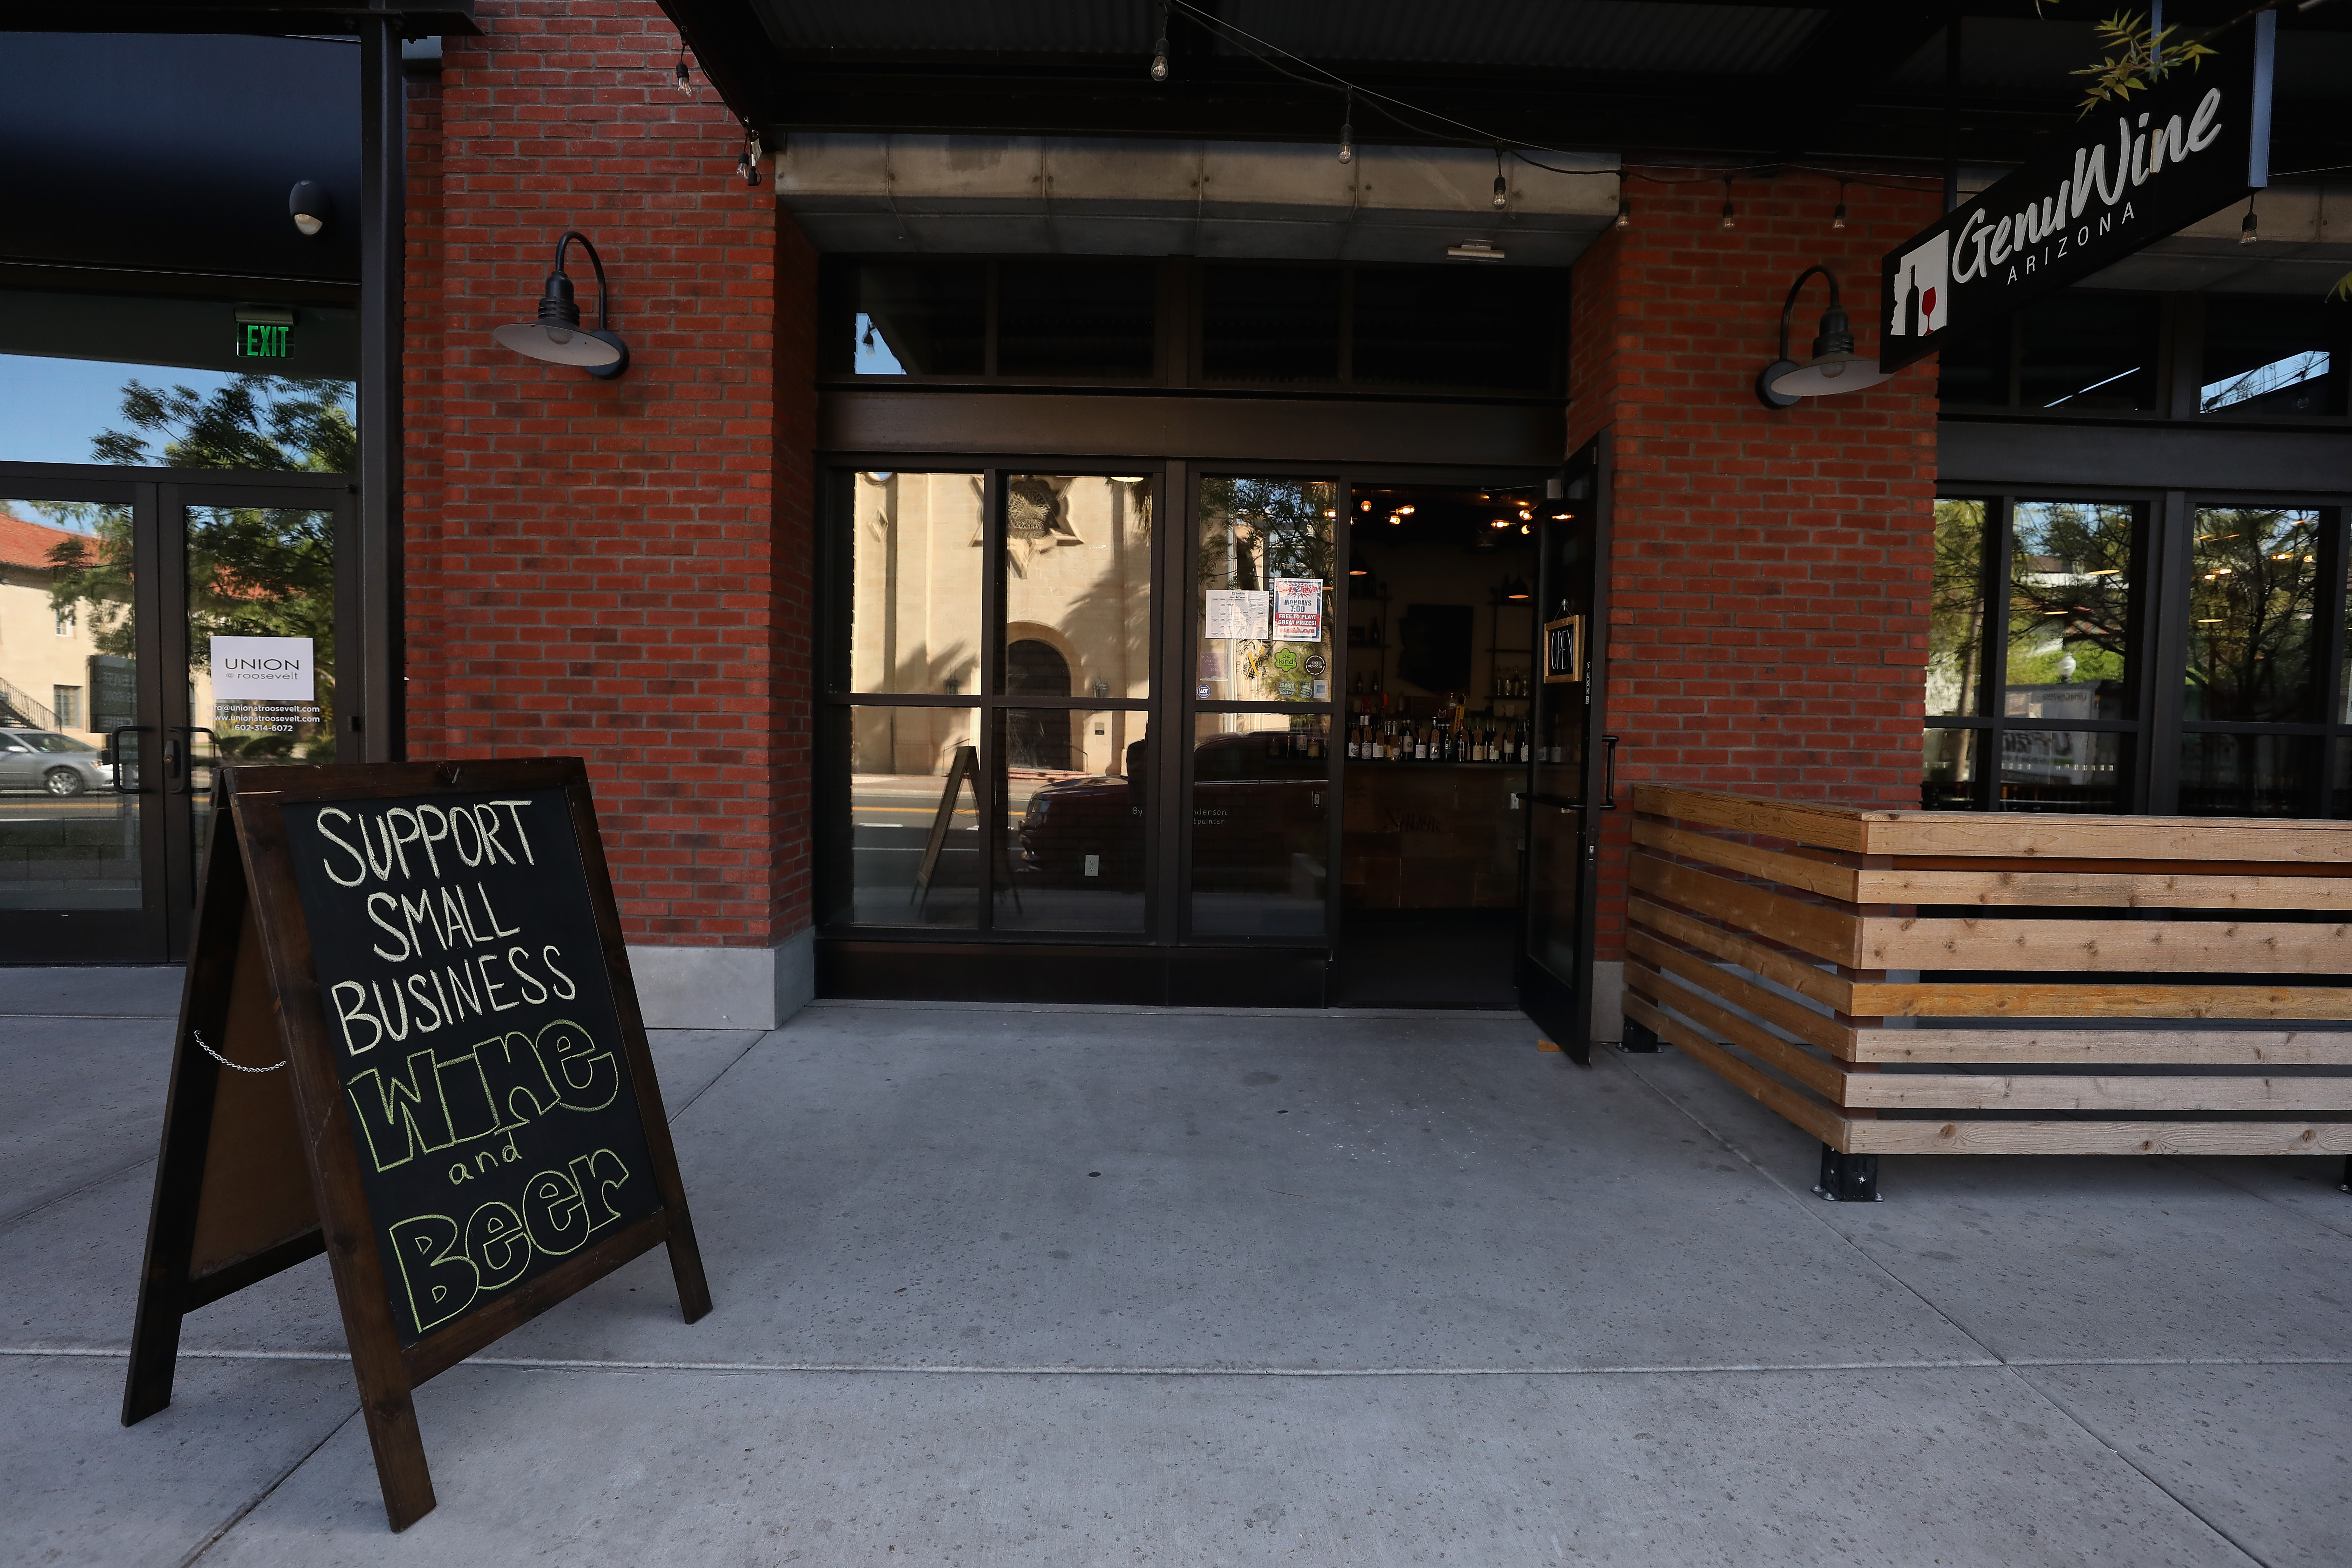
[492,230,629,379]
[1755,264,1892,409]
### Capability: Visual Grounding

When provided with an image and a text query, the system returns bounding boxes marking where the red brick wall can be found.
[403,0,813,948]
[1568,175,1942,960]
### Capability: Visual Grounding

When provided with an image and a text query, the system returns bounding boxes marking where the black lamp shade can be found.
[493,231,629,378]
[288,180,332,237]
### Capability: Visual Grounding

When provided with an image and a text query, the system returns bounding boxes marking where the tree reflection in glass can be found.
[2184,506,2322,723]
[43,374,351,763]
[1196,476,1336,703]
[2004,500,2136,722]
[1927,498,1988,716]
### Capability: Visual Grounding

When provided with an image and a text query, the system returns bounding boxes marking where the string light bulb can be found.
[1831,183,1848,231]
[737,125,763,187]
[1338,91,1353,165]
[1492,147,1508,210]
[1719,180,1736,231]
[2241,193,2260,245]
[674,47,692,97]
[1151,6,1169,82]
[1614,194,1630,231]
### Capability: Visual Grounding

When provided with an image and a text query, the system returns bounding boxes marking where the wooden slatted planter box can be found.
[1622,786,2352,1198]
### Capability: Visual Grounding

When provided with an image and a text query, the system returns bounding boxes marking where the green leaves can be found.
[2071,11,2215,118]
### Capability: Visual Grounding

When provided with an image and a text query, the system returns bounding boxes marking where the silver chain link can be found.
[191,1027,286,1074]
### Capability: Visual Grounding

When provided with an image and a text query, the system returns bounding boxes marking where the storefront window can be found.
[1928,498,1989,716]
[2202,296,2343,418]
[1189,711,1329,936]
[2184,506,2322,723]
[999,711,1148,933]
[1195,476,1337,702]
[846,471,984,696]
[1350,267,1557,392]
[1200,265,1342,384]
[2016,292,2161,412]
[2005,500,2136,721]
[1002,475,1152,698]
[2179,732,2319,817]
[2000,729,2128,812]
[1921,728,1977,810]
[838,706,981,927]
[845,262,986,377]
[997,264,1155,379]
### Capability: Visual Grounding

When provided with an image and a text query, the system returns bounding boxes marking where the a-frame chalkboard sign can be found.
[122,758,710,1531]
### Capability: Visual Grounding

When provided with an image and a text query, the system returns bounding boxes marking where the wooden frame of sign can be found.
[1543,615,1584,684]
[121,758,710,1531]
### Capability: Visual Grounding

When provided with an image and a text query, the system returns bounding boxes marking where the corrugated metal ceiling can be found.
[756,0,1829,76]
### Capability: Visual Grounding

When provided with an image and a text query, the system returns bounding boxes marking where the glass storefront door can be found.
[0,467,354,961]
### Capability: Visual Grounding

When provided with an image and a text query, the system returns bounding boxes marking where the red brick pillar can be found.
[403,1,816,1026]
[1566,175,1942,1024]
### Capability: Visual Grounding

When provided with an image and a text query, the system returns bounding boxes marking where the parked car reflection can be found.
[1014,732,1325,892]
[0,729,114,796]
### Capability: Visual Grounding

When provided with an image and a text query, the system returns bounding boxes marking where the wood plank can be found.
[1625,957,1848,1098]
[1626,929,1853,1056]
[1843,1119,2352,1157]
[1841,1075,2352,1112]
[1849,981,2352,1020]
[1852,1028,2352,1064]
[1864,867,2352,911]
[1866,815,2352,863]
[1631,818,1860,902]
[1857,916,2352,973]
[1632,785,1878,853]
[1622,993,1848,1147]
[1627,898,1853,1011]
[1630,852,1862,967]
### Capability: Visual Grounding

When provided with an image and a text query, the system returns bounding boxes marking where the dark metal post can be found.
[1816,1143,1882,1202]
[358,16,405,763]
[1942,10,1962,214]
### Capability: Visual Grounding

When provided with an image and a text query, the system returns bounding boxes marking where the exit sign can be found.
[237,322,292,358]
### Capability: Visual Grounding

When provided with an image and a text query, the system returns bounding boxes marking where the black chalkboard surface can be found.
[284,785,664,1346]
[123,759,709,1533]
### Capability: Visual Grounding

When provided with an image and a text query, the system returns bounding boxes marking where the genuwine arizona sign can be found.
[1880,12,2274,374]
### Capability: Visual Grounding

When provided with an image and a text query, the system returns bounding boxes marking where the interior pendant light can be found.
[1755,262,1892,407]
[492,230,629,378]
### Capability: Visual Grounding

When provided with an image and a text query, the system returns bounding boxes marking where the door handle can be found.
[167,728,217,796]
[1601,734,1619,810]
[109,727,151,793]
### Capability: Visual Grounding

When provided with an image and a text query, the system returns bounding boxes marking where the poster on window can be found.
[1204,589,1269,641]
[1270,578,1323,642]
[211,635,322,736]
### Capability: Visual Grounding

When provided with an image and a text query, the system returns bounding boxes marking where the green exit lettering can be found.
[238,322,292,358]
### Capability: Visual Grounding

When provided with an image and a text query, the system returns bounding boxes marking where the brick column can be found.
[1566,175,1942,1004]
[404,1,815,1026]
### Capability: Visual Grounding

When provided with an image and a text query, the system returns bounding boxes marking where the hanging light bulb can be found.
[1151,6,1169,82]
[2241,193,2260,245]
[737,125,763,187]
[1831,182,1848,231]
[1492,147,1508,210]
[1719,180,1736,231]
[1338,91,1354,165]
[674,48,693,97]
[1614,194,1630,231]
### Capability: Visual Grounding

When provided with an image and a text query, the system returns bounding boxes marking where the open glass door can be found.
[1518,437,1612,1061]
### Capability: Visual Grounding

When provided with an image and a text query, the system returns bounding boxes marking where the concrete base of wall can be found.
[1589,960,1625,1045]
[626,930,814,1031]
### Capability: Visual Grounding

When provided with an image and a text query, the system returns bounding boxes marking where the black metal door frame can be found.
[0,460,356,963]
[1517,432,1613,1062]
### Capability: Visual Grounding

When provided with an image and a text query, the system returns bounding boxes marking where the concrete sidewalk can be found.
[1,973,2347,1566]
